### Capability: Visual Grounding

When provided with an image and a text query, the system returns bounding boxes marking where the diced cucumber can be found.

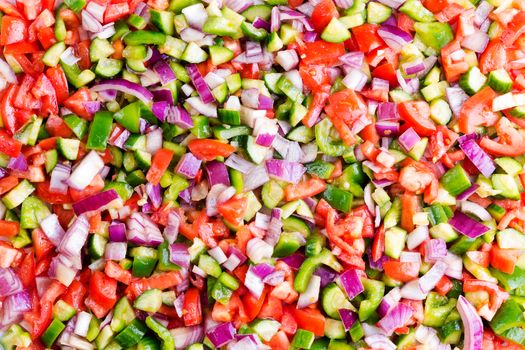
[487,69,513,93]
[459,66,487,95]
[384,227,407,259]
[321,18,351,43]
[57,137,80,160]
[367,2,392,24]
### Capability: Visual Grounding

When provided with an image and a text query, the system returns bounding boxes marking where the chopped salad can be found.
[0,0,525,348]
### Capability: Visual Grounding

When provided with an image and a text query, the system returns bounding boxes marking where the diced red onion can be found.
[207,322,236,348]
[378,25,412,51]
[457,184,479,201]
[50,163,71,194]
[401,59,425,76]
[377,303,414,335]
[225,153,255,174]
[457,295,483,350]
[91,79,153,104]
[108,222,126,242]
[375,121,400,137]
[170,326,204,350]
[425,239,447,263]
[127,212,163,247]
[275,50,299,71]
[459,139,495,178]
[263,269,285,286]
[459,201,492,221]
[398,127,421,152]
[105,242,127,261]
[449,211,490,238]
[265,159,305,184]
[72,189,121,216]
[40,214,66,246]
[187,64,215,104]
[342,68,367,91]
[365,334,396,350]
[186,96,217,118]
[378,287,401,317]
[377,0,406,9]
[68,151,104,190]
[419,261,448,293]
[169,243,191,269]
[462,30,489,53]
[400,279,427,300]
[175,153,202,179]
[247,238,273,264]
[0,268,23,297]
[339,269,364,299]
[446,87,469,116]
[181,3,208,30]
[297,275,321,308]
[58,215,90,258]
[243,165,270,191]
[209,247,228,264]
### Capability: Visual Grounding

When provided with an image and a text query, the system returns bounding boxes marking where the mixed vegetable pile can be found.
[2,0,525,347]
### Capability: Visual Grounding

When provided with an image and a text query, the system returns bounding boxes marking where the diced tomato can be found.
[45,66,69,103]
[490,244,519,274]
[32,228,54,260]
[383,260,420,282]
[188,139,235,161]
[63,87,92,120]
[69,175,105,202]
[479,39,507,74]
[480,117,525,156]
[0,130,22,157]
[400,192,418,232]
[89,271,117,312]
[105,260,132,284]
[4,40,40,54]
[35,181,72,204]
[61,280,87,310]
[17,251,35,288]
[0,0,24,17]
[146,148,174,185]
[183,288,202,326]
[398,100,436,136]
[441,39,469,82]
[300,41,346,66]
[0,85,19,135]
[127,271,183,299]
[0,16,29,45]
[285,178,327,201]
[501,11,525,47]
[104,2,130,23]
[290,307,326,337]
[217,195,247,228]
[435,276,454,296]
[310,0,338,32]
[352,24,384,53]
[243,287,267,322]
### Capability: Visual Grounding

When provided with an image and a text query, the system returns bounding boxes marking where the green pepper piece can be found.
[414,22,454,52]
[399,0,434,22]
[423,292,457,327]
[114,101,141,133]
[20,196,51,229]
[240,21,269,42]
[315,118,348,157]
[294,249,343,293]
[440,164,471,196]
[490,298,525,335]
[358,278,385,321]
[124,30,167,46]
[490,266,525,292]
[115,319,148,347]
[323,185,353,213]
[157,241,179,271]
[64,0,86,12]
[145,316,175,350]
[87,111,113,151]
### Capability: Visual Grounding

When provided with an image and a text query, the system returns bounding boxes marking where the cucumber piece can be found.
[429,98,452,125]
[90,37,115,62]
[251,319,280,342]
[274,232,303,257]
[242,4,272,21]
[41,319,65,347]
[114,319,147,347]
[134,289,163,313]
[150,9,175,35]
[111,297,136,332]
[321,18,351,43]
[209,46,234,65]
[181,42,208,63]
[282,216,311,237]
[367,2,392,24]
[2,180,35,210]
[384,227,407,259]
[322,283,355,319]
[497,228,525,250]
[245,135,268,164]
[95,58,123,78]
[487,68,513,93]
[324,319,346,339]
[57,137,80,160]
[52,300,76,321]
[199,254,222,278]
[43,42,67,67]
[459,66,487,95]
[494,157,523,176]
[261,180,284,209]
[492,174,520,200]
[267,31,284,52]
